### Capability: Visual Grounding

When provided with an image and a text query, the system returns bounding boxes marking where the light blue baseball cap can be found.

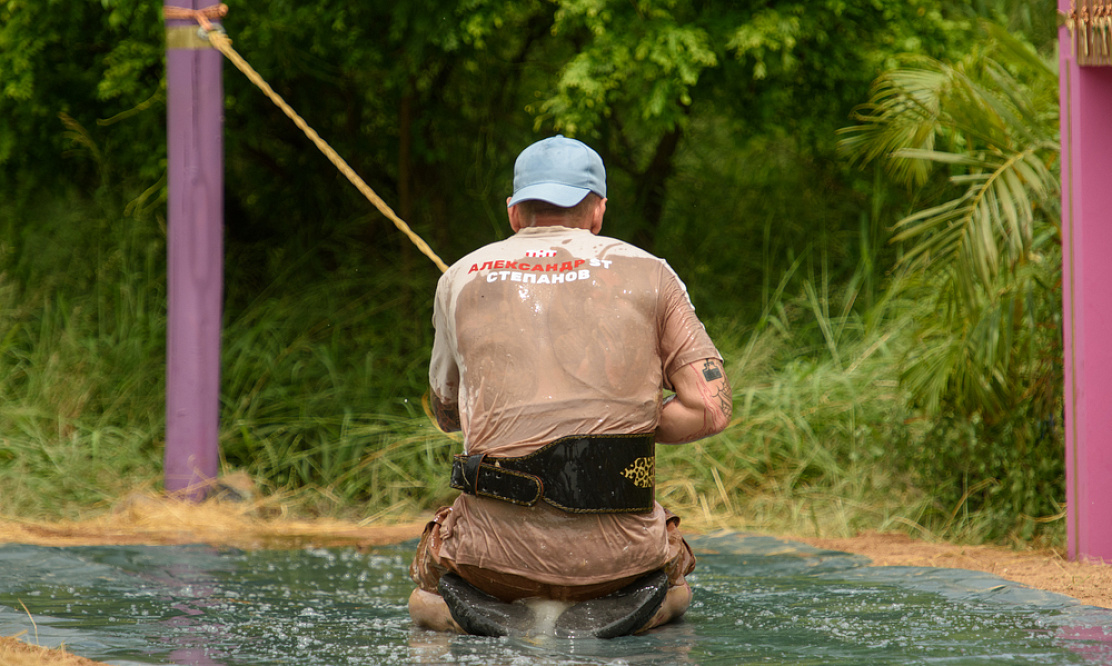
[507,135,607,208]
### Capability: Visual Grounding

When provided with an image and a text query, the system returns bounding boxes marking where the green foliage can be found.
[1,0,974,257]
[541,0,718,135]
[839,22,1063,542]
[0,2,1067,546]
[657,275,928,537]
[0,192,445,520]
[841,22,1061,421]
[0,186,1064,545]
[0,195,166,519]
[216,220,442,508]
[0,0,165,199]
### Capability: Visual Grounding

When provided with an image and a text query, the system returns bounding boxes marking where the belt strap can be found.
[449,433,655,514]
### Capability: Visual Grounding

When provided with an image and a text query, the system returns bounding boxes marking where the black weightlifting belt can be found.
[449,433,656,514]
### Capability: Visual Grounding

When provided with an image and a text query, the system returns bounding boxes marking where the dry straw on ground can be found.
[795,532,1112,610]
[0,477,426,551]
[0,636,103,666]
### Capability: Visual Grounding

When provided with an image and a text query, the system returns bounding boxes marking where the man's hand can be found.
[655,358,732,444]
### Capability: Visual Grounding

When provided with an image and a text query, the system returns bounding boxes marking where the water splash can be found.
[518,598,576,636]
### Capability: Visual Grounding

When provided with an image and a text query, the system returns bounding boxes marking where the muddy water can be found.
[0,533,1110,665]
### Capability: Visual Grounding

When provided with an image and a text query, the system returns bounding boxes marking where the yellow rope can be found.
[165,4,449,273]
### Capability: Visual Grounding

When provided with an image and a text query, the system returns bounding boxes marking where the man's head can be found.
[506,136,607,233]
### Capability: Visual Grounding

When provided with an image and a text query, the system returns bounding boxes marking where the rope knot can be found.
[164,3,229,32]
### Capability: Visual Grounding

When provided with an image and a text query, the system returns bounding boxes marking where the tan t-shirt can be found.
[429,225,721,585]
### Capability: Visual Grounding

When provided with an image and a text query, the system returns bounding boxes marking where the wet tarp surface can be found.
[0,532,1109,665]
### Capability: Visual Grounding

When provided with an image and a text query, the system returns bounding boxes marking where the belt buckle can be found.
[462,453,486,494]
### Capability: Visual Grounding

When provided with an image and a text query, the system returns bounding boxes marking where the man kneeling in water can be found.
[408,136,732,636]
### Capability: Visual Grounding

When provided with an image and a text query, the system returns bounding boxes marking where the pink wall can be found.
[1060,0,1112,562]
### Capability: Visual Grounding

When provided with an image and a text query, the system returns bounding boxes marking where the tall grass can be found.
[0,196,166,518]
[0,192,447,521]
[0,195,1064,547]
[656,263,931,538]
[663,261,1064,546]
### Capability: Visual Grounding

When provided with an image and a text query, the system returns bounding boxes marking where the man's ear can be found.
[590,198,607,235]
[508,198,523,232]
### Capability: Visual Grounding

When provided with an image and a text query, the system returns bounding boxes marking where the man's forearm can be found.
[655,359,732,444]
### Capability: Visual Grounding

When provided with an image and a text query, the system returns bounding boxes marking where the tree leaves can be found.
[839,21,1061,429]
[540,0,717,136]
[726,7,803,81]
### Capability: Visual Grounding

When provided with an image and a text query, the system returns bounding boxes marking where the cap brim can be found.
[507,183,591,208]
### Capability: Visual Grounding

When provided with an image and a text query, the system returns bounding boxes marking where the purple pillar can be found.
[164,2,224,499]
[1060,0,1112,562]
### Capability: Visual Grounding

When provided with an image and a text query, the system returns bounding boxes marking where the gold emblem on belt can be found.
[621,457,655,488]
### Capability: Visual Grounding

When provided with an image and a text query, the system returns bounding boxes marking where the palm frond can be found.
[840,20,1062,433]
[891,144,1057,292]
[838,61,949,188]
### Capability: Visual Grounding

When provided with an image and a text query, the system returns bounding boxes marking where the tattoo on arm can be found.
[662,359,732,443]
[659,358,732,444]
[701,359,724,382]
[699,359,733,429]
[710,383,732,418]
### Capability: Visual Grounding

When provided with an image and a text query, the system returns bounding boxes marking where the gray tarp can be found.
[0,532,1108,665]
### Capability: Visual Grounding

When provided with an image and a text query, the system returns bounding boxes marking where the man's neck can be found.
[530,218,588,229]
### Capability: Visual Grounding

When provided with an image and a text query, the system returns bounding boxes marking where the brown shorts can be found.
[408,506,696,603]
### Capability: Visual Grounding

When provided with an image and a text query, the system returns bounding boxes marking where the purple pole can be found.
[164,2,224,499]
[1060,0,1112,562]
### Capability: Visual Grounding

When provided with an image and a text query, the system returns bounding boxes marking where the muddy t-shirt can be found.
[429,225,720,585]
